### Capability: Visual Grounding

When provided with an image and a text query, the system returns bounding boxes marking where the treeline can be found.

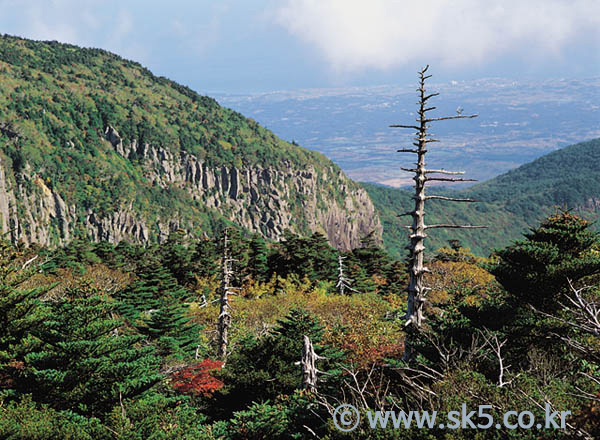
[1,212,600,439]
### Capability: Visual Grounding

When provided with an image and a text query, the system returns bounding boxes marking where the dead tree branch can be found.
[336,254,356,295]
[301,335,319,393]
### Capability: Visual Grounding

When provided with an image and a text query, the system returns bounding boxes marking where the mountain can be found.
[364,138,600,257]
[0,35,381,249]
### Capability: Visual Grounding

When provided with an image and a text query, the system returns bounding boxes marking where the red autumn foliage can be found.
[171,359,224,397]
[0,360,25,389]
[342,340,404,369]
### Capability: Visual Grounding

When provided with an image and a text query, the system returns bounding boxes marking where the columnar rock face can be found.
[0,127,382,250]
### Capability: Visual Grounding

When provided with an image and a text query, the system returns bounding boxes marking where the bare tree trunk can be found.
[217,228,233,361]
[336,254,355,295]
[301,335,319,393]
[392,65,484,361]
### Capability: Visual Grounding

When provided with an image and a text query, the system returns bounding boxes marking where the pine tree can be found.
[248,234,269,282]
[0,241,49,392]
[141,299,203,359]
[20,287,161,418]
[492,211,600,311]
[352,231,391,293]
[117,257,191,319]
[273,231,337,283]
[343,252,376,294]
[116,258,201,359]
[194,236,220,279]
[115,262,162,322]
[220,309,344,411]
[161,229,196,287]
[353,233,389,277]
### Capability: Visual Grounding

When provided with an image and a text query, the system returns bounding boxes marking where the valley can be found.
[216,78,600,186]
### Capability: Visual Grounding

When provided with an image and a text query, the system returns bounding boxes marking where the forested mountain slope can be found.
[0,35,381,249]
[365,138,600,257]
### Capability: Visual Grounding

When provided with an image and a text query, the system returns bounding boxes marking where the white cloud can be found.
[0,0,151,64]
[274,0,600,72]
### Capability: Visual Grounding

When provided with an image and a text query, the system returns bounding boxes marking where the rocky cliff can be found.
[0,128,380,249]
[0,36,381,249]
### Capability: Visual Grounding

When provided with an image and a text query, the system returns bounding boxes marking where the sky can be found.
[1,0,599,94]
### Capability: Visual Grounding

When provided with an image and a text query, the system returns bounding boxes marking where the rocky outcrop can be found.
[0,160,75,246]
[0,127,382,250]
[0,158,17,242]
[582,197,600,212]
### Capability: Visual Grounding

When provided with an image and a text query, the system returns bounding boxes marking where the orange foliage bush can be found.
[427,260,496,306]
[189,277,405,363]
[170,359,224,397]
[342,338,404,368]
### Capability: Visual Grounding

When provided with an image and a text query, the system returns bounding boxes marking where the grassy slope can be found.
[364,138,600,258]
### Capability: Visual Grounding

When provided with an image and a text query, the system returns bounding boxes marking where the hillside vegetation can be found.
[0,35,599,439]
[0,35,380,248]
[365,138,600,257]
[2,211,599,438]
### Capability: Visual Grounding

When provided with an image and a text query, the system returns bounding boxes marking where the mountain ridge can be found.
[363,137,600,257]
[0,35,381,249]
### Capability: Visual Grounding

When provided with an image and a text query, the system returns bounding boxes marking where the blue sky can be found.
[1,0,598,93]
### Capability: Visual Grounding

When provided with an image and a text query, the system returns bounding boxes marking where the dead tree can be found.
[336,254,355,295]
[478,329,517,388]
[392,65,485,360]
[217,228,235,360]
[545,279,600,337]
[300,335,319,393]
[530,279,600,362]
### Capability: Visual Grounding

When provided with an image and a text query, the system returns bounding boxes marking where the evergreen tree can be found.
[222,227,250,285]
[161,229,196,287]
[141,299,203,359]
[490,212,600,369]
[20,287,161,418]
[219,309,344,413]
[117,258,202,360]
[0,241,50,393]
[114,240,147,270]
[272,231,337,283]
[194,235,220,279]
[248,234,269,282]
[117,257,191,320]
[353,231,390,279]
[343,251,375,294]
[42,239,100,274]
[345,232,401,295]
[492,211,600,311]
[115,264,162,322]
[91,241,125,269]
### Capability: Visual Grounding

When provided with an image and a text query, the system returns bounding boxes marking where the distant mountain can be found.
[0,35,381,249]
[364,138,600,257]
